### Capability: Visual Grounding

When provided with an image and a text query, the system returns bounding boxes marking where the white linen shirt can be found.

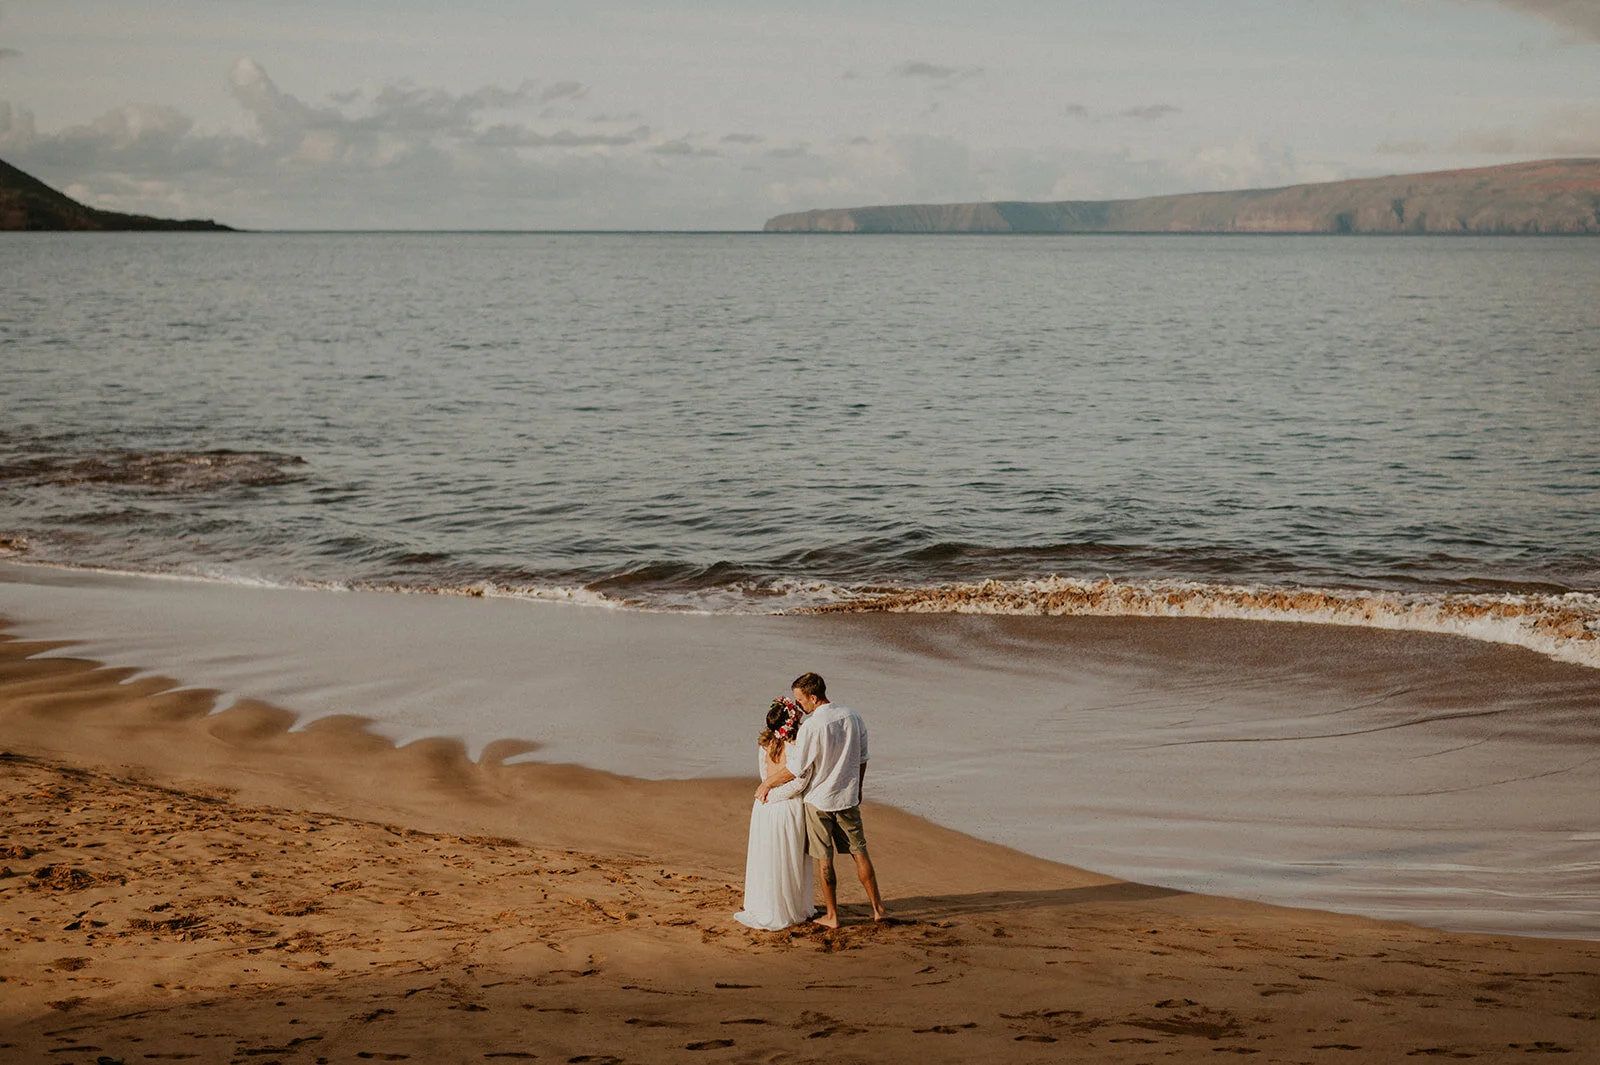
[786,701,869,812]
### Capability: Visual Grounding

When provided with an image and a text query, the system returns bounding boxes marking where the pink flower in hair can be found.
[768,696,802,742]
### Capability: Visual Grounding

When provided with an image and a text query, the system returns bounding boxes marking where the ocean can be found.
[2,231,1597,936]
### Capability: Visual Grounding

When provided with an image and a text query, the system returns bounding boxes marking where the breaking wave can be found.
[804,576,1600,670]
[3,551,1598,671]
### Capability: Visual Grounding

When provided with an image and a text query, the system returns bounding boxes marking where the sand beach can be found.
[3,624,1598,1064]
[4,230,1599,1063]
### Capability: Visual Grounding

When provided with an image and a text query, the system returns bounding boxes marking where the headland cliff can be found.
[1,157,234,231]
[764,158,1600,234]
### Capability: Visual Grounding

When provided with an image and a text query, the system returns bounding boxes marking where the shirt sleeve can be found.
[859,716,869,764]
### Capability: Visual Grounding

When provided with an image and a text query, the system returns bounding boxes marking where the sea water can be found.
[2,232,1597,936]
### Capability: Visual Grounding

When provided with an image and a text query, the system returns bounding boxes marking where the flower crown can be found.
[768,696,802,743]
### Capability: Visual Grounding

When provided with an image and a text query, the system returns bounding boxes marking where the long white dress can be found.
[732,744,814,930]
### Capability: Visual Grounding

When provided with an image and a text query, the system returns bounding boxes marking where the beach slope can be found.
[2,631,1597,1064]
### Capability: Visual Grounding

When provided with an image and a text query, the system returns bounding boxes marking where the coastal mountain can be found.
[0,157,234,231]
[764,158,1600,235]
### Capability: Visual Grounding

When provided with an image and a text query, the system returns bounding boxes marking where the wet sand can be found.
[5,561,1598,937]
[2,632,1597,1064]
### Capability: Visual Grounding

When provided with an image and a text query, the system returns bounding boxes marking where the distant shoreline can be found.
[10,154,1600,234]
[9,228,1600,236]
[0,156,235,232]
[765,157,1600,235]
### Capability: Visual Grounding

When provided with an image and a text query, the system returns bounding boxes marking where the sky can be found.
[1,0,1597,229]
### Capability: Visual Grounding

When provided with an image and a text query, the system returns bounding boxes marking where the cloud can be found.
[1375,137,1433,155]
[0,58,1374,229]
[1115,104,1181,121]
[1065,103,1182,123]
[0,59,682,227]
[1450,129,1523,153]
[1476,0,1600,42]
[649,137,719,157]
[475,124,647,148]
[891,60,983,84]
[1,100,202,174]
[1164,139,1340,192]
[538,80,588,104]
[1375,104,1600,157]
[0,47,20,62]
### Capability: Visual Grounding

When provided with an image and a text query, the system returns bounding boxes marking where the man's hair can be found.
[791,672,827,699]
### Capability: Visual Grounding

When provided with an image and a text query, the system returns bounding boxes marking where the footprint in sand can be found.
[1257,982,1306,997]
[913,1023,978,1034]
[685,1039,734,1050]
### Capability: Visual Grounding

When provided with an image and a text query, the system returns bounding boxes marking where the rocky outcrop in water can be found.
[765,158,1600,235]
[0,157,234,231]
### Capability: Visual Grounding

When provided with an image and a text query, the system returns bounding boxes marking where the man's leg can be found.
[805,804,841,928]
[852,850,887,921]
[814,856,839,928]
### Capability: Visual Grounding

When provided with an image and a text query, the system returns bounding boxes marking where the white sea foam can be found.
[814,576,1600,671]
[5,556,1598,668]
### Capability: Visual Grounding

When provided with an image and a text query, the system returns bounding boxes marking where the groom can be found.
[756,672,886,927]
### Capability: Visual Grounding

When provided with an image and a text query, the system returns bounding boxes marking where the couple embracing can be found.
[734,672,887,930]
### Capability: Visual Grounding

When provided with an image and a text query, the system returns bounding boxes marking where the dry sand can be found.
[1,630,1597,1064]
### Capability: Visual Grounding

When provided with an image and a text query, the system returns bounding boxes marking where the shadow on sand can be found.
[885,881,1186,921]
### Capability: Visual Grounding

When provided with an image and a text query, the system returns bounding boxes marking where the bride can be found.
[732,697,814,929]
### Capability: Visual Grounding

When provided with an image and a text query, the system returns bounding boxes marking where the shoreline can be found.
[4,554,1597,671]
[3,560,1598,940]
[3,633,1598,1063]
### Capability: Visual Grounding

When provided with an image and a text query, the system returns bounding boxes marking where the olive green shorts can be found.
[804,803,868,858]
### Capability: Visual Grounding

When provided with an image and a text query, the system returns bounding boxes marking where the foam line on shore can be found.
[5,554,1599,670]
[808,576,1600,670]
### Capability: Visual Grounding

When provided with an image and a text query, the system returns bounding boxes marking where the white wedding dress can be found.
[733,744,814,930]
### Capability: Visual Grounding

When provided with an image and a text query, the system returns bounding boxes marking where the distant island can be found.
[764,158,1600,235]
[1,157,234,231]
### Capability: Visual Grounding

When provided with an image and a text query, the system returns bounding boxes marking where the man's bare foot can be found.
[812,913,841,930]
[872,909,889,922]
